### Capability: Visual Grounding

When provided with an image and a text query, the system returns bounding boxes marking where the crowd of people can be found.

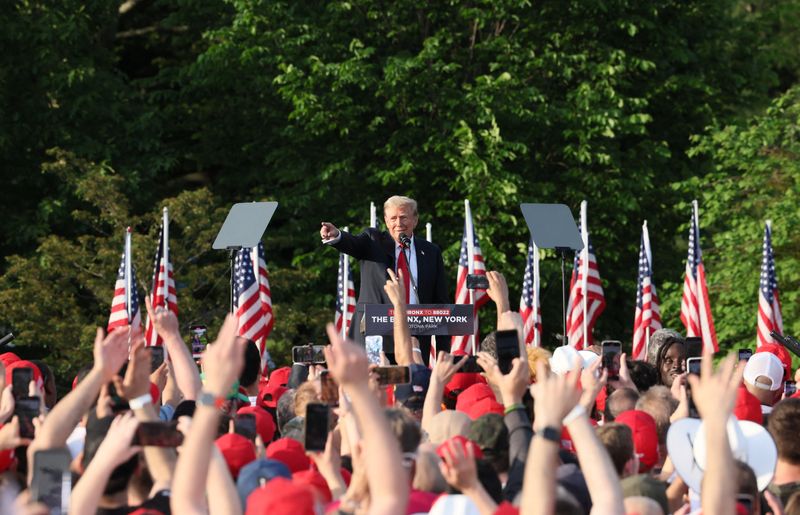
[0,258,799,513]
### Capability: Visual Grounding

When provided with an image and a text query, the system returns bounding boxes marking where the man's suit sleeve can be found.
[433,246,448,303]
[329,229,374,261]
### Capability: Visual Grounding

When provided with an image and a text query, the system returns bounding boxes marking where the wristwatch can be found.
[197,391,224,409]
[535,426,561,444]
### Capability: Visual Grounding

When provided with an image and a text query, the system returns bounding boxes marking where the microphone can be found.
[399,233,411,249]
[0,333,13,346]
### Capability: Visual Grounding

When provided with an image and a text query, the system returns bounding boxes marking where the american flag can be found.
[233,242,275,368]
[632,222,662,360]
[520,239,542,346]
[680,201,718,353]
[108,235,142,332]
[335,251,356,337]
[757,221,782,347]
[566,202,605,349]
[145,222,177,347]
[451,203,488,354]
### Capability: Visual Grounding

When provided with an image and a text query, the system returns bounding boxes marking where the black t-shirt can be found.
[96,490,170,515]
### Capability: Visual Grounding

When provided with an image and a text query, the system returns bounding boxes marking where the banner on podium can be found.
[364,304,474,336]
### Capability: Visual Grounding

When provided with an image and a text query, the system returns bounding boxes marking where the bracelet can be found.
[562,404,586,426]
[504,403,525,415]
[412,348,422,353]
[129,393,152,410]
[197,391,225,409]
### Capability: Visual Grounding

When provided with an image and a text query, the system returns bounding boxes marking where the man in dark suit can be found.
[320,196,448,362]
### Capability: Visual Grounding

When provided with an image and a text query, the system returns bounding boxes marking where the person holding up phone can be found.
[646,329,687,388]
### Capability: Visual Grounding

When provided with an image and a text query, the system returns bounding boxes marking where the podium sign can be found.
[364,304,474,336]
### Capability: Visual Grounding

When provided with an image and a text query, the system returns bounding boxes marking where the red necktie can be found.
[397,246,411,303]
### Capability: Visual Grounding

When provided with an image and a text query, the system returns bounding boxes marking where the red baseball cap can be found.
[444,372,487,400]
[259,382,288,410]
[0,353,20,367]
[733,385,763,424]
[616,410,659,472]
[455,383,495,413]
[215,433,256,479]
[266,438,311,473]
[237,405,276,443]
[5,360,43,390]
[756,343,792,382]
[245,477,316,515]
[436,435,484,461]
[559,417,599,453]
[292,469,332,503]
[269,367,292,387]
[464,397,505,420]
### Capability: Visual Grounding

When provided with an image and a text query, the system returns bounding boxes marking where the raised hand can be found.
[114,337,151,401]
[0,416,32,450]
[94,412,141,467]
[324,323,368,387]
[686,351,743,422]
[431,351,467,385]
[609,353,638,392]
[320,222,340,241]
[486,271,510,313]
[0,385,14,423]
[201,315,244,398]
[150,361,169,396]
[439,438,481,492]
[92,327,130,382]
[144,295,180,341]
[384,268,406,307]
[531,361,582,430]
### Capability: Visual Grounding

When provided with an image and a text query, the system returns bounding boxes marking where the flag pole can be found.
[370,203,377,228]
[342,226,349,341]
[643,220,651,356]
[580,201,588,348]
[162,208,169,307]
[465,200,476,354]
[426,222,435,361]
[426,223,432,242]
[533,239,541,347]
[125,227,133,325]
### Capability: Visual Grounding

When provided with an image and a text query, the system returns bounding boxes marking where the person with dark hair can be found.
[628,360,659,393]
[767,398,800,505]
[646,329,686,387]
[238,338,262,404]
[597,423,636,476]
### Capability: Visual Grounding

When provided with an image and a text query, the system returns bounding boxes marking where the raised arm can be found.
[384,268,412,366]
[146,296,201,400]
[689,350,742,515]
[324,323,408,515]
[422,352,466,435]
[171,314,244,515]
[486,270,511,321]
[31,328,128,450]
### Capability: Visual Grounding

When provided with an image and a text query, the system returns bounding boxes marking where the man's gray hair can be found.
[384,195,418,216]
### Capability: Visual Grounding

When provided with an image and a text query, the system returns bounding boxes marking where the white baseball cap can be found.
[743,352,784,391]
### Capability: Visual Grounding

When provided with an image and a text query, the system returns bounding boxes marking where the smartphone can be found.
[304,403,330,452]
[466,274,489,290]
[374,366,411,386]
[686,337,702,359]
[132,421,184,447]
[785,380,797,397]
[234,414,257,441]
[150,346,165,372]
[15,396,40,439]
[292,345,327,364]
[320,370,339,406]
[190,325,208,359]
[601,340,622,380]
[496,330,521,374]
[453,355,482,373]
[687,357,702,376]
[31,448,71,515]
[12,367,33,399]
[738,348,753,362]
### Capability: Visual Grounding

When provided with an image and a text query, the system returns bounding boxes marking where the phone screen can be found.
[12,367,33,399]
[132,421,184,447]
[234,414,257,441]
[304,403,330,452]
[15,396,40,439]
[374,366,411,386]
[31,449,71,515]
[453,355,482,374]
[738,348,753,362]
[601,341,622,379]
[686,337,702,359]
[150,346,165,372]
[785,381,797,397]
[496,330,521,374]
[466,274,489,290]
[687,357,702,376]
[320,371,339,406]
[292,345,327,364]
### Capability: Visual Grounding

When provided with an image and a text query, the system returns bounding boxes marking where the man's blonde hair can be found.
[384,196,418,216]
